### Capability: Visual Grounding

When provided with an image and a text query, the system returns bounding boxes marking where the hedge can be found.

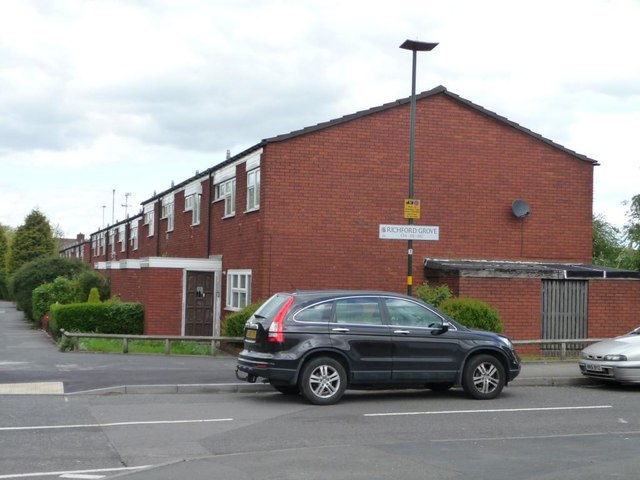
[439,297,503,333]
[50,301,144,335]
[222,302,263,337]
[32,277,78,326]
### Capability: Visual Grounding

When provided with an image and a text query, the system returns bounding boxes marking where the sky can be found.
[1,0,639,239]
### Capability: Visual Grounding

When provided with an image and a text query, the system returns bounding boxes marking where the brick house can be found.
[61,85,640,341]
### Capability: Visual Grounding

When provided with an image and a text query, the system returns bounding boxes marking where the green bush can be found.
[75,271,110,302]
[50,302,144,335]
[9,256,88,321]
[87,287,101,303]
[439,297,503,333]
[415,282,453,308]
[0,269,9,300]
[32,277,78,325]
[222,302,263,337]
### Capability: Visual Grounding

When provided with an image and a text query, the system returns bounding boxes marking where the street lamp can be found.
[400,39,438,296]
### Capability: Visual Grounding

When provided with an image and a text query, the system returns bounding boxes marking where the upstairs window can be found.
[184,194,201,225]
[246,168,260,211]
[143,205,155,237]
[161,195,175,232]
[215,178,236,217]
[118,225,126,252]
[130,221,139,250]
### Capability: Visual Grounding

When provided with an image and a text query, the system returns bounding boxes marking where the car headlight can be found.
[603,354,627,361]
[499,336,514,350]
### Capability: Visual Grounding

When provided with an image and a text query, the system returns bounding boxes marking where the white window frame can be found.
[226,269,251,310]
[109,228,116,255]
[161,195,175,232]
[118,225,126,252]
[130,220,139,250]
[215,178,236,218]
[246,167,260,212]
[184,194,201,226]
[143,204,155,237]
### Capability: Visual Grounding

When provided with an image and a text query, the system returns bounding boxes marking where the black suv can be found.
[236,290,520,405]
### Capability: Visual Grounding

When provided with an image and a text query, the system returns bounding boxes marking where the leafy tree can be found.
[592,215,624,267]
[6,210,57,275]
[0,225,8,299]
[9,256,89,321]
[622,194,640,270]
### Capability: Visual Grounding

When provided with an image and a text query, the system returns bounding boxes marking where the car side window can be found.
[295,302,333,323]
[384,298,443,328]
[334,298,383,325]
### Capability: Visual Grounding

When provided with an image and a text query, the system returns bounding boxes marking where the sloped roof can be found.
[143,85,598,204]
[265,85,599,166]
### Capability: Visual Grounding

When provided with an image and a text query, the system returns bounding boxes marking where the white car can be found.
[579,327,640,383]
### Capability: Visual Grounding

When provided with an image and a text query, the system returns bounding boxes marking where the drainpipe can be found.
[207,171,212,257]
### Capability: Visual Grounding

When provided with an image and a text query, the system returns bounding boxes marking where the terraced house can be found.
[61,86,640,342]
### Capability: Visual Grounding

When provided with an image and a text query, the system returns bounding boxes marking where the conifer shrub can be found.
[414,281,453,308]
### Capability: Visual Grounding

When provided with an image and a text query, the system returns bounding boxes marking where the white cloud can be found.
[0,0,638,236]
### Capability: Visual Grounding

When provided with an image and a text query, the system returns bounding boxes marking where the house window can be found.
[92,237,97,256]
[215,178,236,217]
[226,270,251,310]
[118,225,126,252]
[184,194,201,225]
[144,207,154,237]
[161,195,174,232]
[247,168,260,211]
[109,228,116,255]
[130,221,139,250]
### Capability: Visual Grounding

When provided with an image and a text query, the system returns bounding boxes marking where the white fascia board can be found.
[139,256,222,271]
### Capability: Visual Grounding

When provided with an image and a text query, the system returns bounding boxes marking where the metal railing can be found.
[59,329,243,356]
[60,329,607,360]
[512,338,606,360]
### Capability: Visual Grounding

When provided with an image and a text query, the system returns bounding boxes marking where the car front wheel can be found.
[462,354,505,400]
[299,357,347,405]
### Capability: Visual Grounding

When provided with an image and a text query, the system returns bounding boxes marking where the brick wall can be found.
[260,93,594,295]
[588,280,640,338]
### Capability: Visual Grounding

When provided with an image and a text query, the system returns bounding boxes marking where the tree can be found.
[622,194,640,270]
[6,209,57,275]
[0,225,9,299]
[8,256,89,321]
[592,215,624,267]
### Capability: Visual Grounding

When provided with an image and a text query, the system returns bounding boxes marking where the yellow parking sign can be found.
[404,199,421,219]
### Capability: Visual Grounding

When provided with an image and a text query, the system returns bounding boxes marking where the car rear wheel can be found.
[462,354,505,399]
[299,357,347,405]
[269,381,299,396]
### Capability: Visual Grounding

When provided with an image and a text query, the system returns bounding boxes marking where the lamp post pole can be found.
[400,39,438,296]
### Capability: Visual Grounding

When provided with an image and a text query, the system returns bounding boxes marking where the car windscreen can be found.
[251,293,291,325]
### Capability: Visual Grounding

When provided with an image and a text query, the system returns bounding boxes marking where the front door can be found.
[185,271,215,336]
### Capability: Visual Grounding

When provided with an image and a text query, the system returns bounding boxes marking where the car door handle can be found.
[393,330,411,335]
[332,328,350,333]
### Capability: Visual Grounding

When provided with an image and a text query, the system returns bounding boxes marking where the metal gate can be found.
[541,280,588,354]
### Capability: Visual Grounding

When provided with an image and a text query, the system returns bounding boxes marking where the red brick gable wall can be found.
[258,93,594,296]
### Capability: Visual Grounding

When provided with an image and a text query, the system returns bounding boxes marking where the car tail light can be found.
[268,296,294,343]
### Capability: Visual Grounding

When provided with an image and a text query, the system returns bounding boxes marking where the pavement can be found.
[0,300,591,396]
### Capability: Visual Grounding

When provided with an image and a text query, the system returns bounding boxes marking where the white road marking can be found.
[0,382,64,394]
[364,405,613,417]
[0,465,151,479]
[0,417,233,432]
[60,474,105,479]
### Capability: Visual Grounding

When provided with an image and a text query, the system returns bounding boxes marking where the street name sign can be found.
[379,224,439,241]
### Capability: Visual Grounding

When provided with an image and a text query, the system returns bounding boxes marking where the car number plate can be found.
[585,364,603,372]
[245,329,257,340]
